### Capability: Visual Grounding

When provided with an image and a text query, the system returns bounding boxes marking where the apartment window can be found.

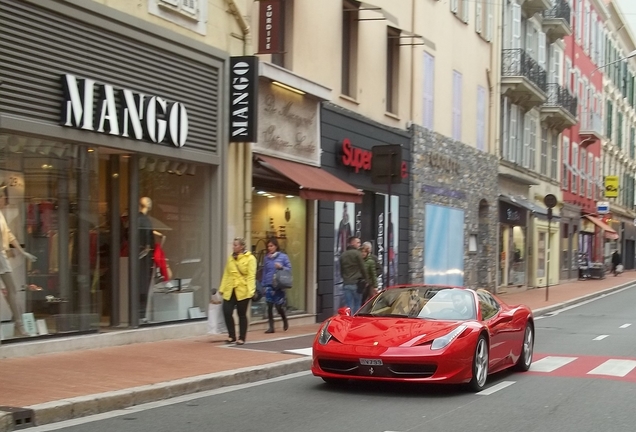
[501,98,510,160]
[565,57,572,92]
[551,132,558,180]
[562,136,570,190]
[606,100,613,139]
[149,0,206,34]
[631,127,635,159]
[342,1,359,98]
[475,0,493,41]
[584,1,590,53]
[595,157,601,200]
[540,127,548,175]
[270,0,293,68]
[522,113,536,169]
[423,52,435,129]
[587,152,594,198]
[576,0,583,42]
[386,27,400,114]
[571,142,579,194]
[529,117,537,170]
[618,112,623,149]
[452,70,462,141]
[451,0,469,23]
[550,45,562,85]
[580,150,586,196]
[476,85,487,151]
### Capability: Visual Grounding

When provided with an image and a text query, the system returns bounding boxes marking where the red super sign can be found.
[340,138,408,178]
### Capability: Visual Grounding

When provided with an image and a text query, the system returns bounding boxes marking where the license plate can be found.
[360,358,383,366]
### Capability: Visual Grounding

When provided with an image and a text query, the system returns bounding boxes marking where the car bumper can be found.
[311,342,474,384]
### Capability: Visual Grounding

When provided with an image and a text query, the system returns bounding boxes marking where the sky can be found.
[615,0,636,42]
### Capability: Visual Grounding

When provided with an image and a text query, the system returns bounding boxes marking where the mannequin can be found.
[0,183,37,337]
[138,197,163,322]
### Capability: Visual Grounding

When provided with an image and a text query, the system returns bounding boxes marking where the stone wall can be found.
[409,126,499,291]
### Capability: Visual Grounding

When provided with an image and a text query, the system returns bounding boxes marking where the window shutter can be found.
[523,113,531,168]
[160,0,179,6]
[538,31,546,69]
[562,136,570,190]
[451,0,458,14]
[502,98,510,160]
[475,0,482,34]
[510,104,518,163]
[462,0,469,23]
[486,0,493,41]
[512,3,521,49]
[477,86,486,151]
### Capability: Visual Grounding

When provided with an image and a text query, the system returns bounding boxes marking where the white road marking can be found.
[476,381,515,395]
[593,335,609,341]
[530,356,577,372]
[620,324,632,329]
[587,359,636,377]
[284,347,313,356]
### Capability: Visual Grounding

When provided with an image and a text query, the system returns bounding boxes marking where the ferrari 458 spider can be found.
[311,285,534,391]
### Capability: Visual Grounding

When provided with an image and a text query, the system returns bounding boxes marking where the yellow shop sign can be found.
[604,176,619,198]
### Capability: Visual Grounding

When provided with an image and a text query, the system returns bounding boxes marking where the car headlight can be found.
[431,325,467,350]
[318,320,333,345]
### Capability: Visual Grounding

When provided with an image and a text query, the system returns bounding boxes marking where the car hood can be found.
[327,316,467,347]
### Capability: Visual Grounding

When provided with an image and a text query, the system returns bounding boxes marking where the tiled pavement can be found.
[1,272,635,430]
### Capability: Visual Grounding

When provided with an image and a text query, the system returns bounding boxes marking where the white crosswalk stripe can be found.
[529,356,577,372]
[587,360,636,377]
[284,348,312,356]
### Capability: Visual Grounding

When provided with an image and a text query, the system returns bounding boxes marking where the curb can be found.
[0,357,311,432]
[531,280,636,317]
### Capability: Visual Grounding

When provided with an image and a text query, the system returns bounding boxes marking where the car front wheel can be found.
[468,335,489,392]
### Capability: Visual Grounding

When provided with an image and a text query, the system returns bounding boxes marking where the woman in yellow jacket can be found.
[219,237,257,345]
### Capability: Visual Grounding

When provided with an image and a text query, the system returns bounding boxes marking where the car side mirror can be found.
[337,307,351,316]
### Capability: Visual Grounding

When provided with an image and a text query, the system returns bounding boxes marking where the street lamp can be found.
[591,49,636,75]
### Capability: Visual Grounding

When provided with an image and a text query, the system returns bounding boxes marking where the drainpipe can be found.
[225,0,253,244]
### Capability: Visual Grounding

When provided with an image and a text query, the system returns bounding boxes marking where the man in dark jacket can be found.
[339,236,368,313]
[611,250,622,276]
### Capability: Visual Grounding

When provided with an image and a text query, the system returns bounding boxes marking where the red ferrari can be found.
[311,285,534,391]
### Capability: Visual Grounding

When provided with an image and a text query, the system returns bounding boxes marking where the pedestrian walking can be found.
[611,250,622,276]
[219,237,256,345]
[360,241,378,304]
[338,236,369,313]
[261,237,291,333]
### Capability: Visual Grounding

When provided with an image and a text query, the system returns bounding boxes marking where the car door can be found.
[477,290,508,370]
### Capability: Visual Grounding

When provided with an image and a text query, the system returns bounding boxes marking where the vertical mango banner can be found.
[604,176,619,198]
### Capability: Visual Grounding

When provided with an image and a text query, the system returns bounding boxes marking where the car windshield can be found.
[357,286,476,320]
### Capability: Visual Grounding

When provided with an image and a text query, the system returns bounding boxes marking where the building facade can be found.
[561,0,610,280]
[499,0,574,290]
[0,0,228,340]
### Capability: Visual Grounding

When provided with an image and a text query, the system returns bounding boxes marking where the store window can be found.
[110,153,210,326]
[0,134,99,340]
[508,225,526,286]
[250,191,307,319]
[537,232,546,278]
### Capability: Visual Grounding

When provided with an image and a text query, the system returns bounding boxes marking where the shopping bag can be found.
[207,303,226,334]
[616,264,624,274]
[273,269,293,289]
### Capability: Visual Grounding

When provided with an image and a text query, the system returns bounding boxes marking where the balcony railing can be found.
[544,83,577,118]
[502,49,547,94]
[580,110,603,136]
[543,0,571,26]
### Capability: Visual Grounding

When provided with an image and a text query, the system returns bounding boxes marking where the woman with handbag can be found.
[219,237,256,345]
[261,237,291,333]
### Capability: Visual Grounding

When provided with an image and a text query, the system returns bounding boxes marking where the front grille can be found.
[388,363,437,378]
[319,359,437,379]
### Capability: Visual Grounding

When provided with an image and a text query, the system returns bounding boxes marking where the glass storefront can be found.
[499,225,527,286]
[250,191,307,319]
[0,133,210,340]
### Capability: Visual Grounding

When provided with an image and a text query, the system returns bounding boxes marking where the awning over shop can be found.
[584,215,619,240]
[499,194,554,219]
[254,154,364,203]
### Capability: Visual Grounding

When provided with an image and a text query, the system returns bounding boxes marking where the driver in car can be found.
[451,292,473,319]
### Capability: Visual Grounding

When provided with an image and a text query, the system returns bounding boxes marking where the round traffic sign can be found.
[544,194,557,209]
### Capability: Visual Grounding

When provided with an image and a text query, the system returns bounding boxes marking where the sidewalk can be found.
[1,273,636,431]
